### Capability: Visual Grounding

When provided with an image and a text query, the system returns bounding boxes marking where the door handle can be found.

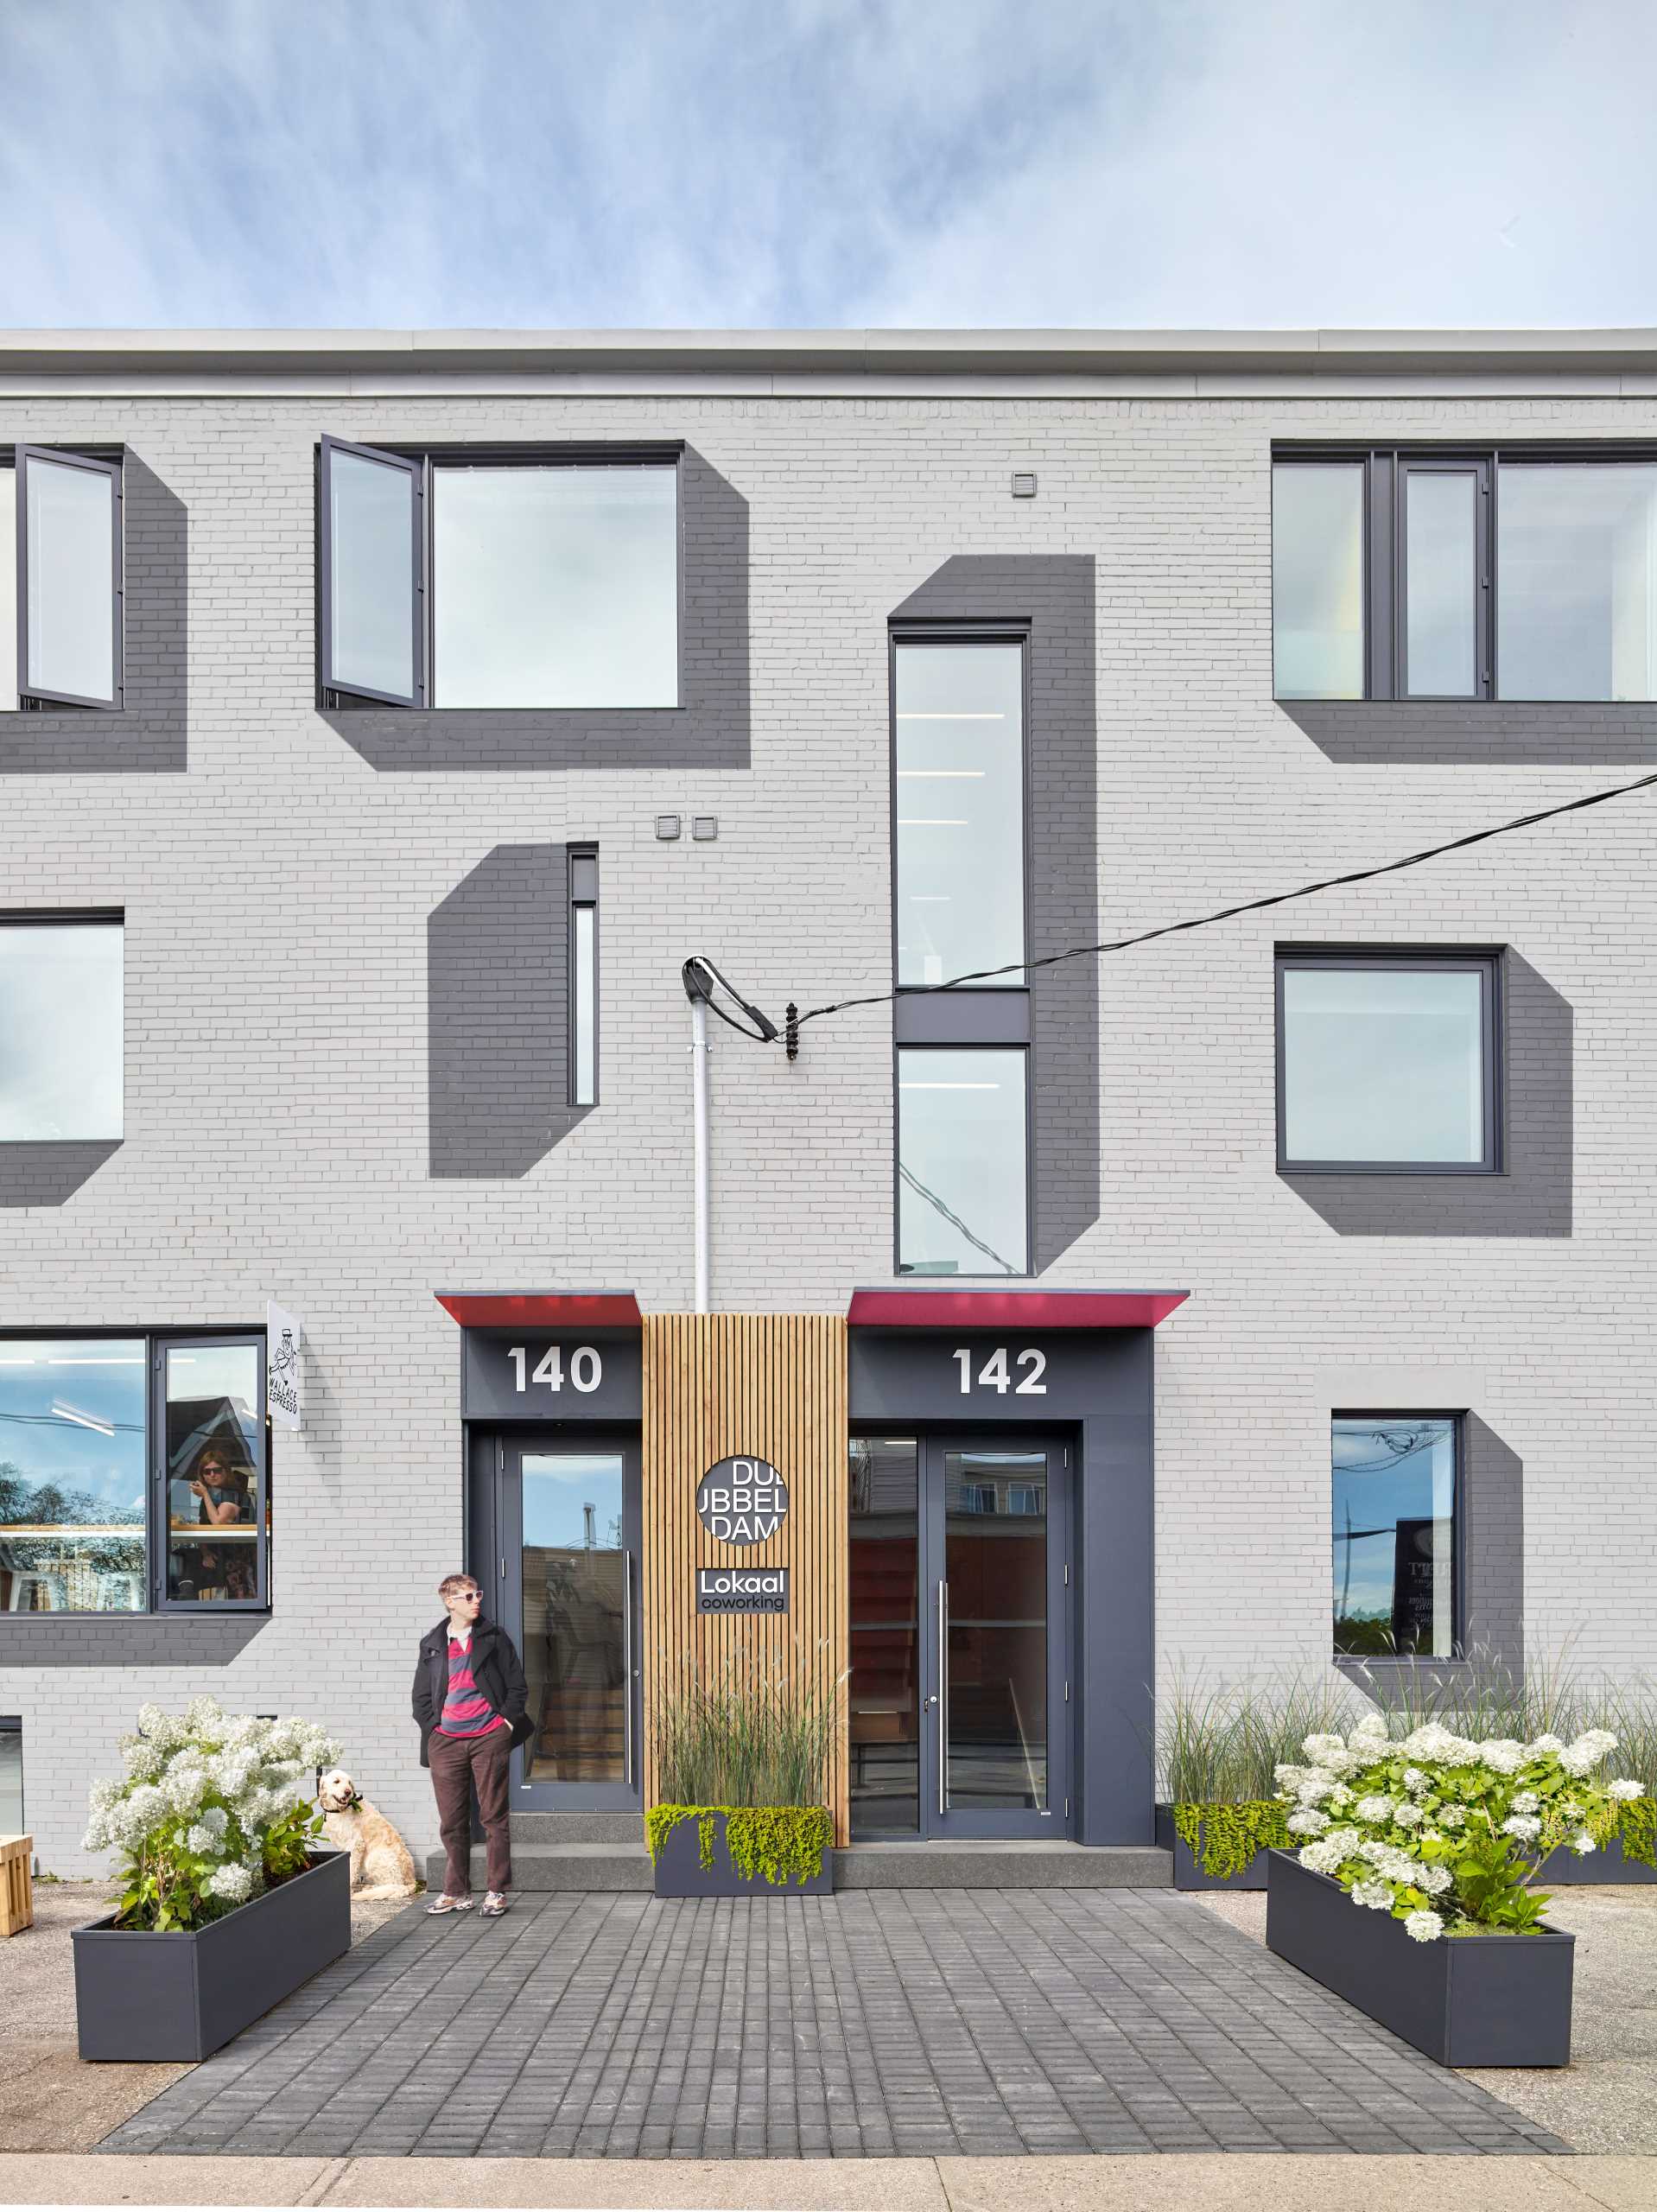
[937,1579,949,1817]
[622,1548,636,1789]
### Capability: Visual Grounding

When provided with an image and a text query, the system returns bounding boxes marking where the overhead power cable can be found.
[773,762,1657,1054]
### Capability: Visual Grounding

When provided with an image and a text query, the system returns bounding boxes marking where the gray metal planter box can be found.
[651,1812,833,1897]
[1155,1804,1270,1890]
[1266,1849,1574,2067]
[73,1850,350,2061]
[1539,1836,1657,1885]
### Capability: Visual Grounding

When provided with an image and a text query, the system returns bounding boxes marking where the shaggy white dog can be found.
[317,1768,419,1897]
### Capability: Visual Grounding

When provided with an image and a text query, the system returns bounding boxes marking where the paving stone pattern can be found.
[98,1889,1568,2160]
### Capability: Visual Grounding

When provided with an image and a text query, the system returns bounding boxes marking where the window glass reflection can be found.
[1280,963,1486,1165]
[943,1448,1048,1812]
[0,922,123,1141]
[165,1344,261,1603]
[0,1338,145,1612]
[1498,463,1657,700]
[572,904,596,1106]
[1333,1417,1457,1656]
[0,468,16,709]
[327,448,416,701]
[433,466,677,708]
[25,457,115,703]
[521,1452,626,1784]
[1273,464,1364,698]
[1405,472,1477,696]
[894,642,1024,985]
[0,1721,20,1832]
[849,1439,918,1836]
[898,1048,1027,1274]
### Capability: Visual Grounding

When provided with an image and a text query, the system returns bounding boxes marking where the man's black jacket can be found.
[412,1617,532,1766]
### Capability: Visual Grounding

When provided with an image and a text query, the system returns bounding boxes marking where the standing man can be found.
[414,1573,531,1917]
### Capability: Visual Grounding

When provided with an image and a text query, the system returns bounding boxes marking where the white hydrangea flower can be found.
[1511,1789,1540,1815]
[1479,1740,1526,1775]
[1298,1837,1349,1874]
[1416,1863,1453,1895]
[1327,1783,1353,1809]
[1501,1815,1542,1841]
[1350,1713,1390,1745]
[1303,1732,1349,1764]
[1401,1767,1429,1793]
[1609,1779,1645,1802]
[121,1738,163,1783]
[1405,1910,1444,1942]
[1527,1733,1565,1756]
[1294,1770,1338,1806]
[1572,1831,1597,1855]
[1439,1807,1467,1829]
[1351,1878,1394,1910]
[1393,1802,1425,1828]
[206,1862,253,1903]
[1286,1808,1330,1835]
[1355,1796,1395,1822]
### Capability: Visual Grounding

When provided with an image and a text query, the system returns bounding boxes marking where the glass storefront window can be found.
[848,1438,920,1836]
[894,639,1025,988]
[0,1338,146,1612]
[164,1343,263,1605]
[520,1450,627,1784]
[897,1046,1028,1275]
[1332,1416,1457,1658]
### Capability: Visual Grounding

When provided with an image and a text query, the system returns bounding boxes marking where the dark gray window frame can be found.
[1332,1408,1464,1662]
[317,438,685,714]
[0,906,124,1143]
[890,622,1034,1279]
[1273,442,1657,703]
[10,444,124,713]
[1274,945,1504,1176]
[568,842,598,1109]
[0,1323,271,1620]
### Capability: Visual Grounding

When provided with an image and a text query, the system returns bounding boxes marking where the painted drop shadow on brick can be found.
[429,844,591,1178]
[321,449,749,772]
[1279,698,1657,768]
[0,1139,123,1208]
[0,455,187,774]
[1280,954,1571,1238]
[0,1614,268,1667]
[889,555,1100,1273]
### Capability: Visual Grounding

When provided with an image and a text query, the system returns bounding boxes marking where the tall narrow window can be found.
[894,639,1025,986]
[162,1338,266,1608]
[848,1437,919,1836]
[0,467,17,710]
[14,448,122,709]
[1272,462,1365,699]
[569,844,598,1107]
[1402,466,1481,697]
[897,1046,1027,1274]
[0,918,124,1141]
[320,437,422,707]
[1333,1415,1458,1658]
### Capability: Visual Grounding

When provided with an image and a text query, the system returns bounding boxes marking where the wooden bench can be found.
[0,1834,33,1936]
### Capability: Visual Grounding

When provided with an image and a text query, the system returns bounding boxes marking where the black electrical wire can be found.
[784,762,1657,1038]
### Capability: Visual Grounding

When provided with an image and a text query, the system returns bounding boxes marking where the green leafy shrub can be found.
[646,1803,834,1887]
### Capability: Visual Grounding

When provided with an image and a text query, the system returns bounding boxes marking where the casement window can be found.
[568,843,598,1108]
[319,438,680,710]
[1333,1414,1459,1659]
[0,1332,270,1615]
[0,916,123,1141]
[1273,448,1657,702]
[1276,950,1501,1173]
[0,448,124,710]
[0,1318,269,1618]
[892,632,1031,1276]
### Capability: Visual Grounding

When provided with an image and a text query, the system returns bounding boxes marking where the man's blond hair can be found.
[437,1572,479,1600]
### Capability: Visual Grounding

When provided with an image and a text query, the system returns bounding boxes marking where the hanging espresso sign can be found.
[696,1454,789,1545]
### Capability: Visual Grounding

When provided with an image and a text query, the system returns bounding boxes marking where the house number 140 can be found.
[953,1346,1046,1394]
[507,1344,602,1393]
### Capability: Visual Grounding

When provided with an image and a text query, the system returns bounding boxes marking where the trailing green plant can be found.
[1617,1793,1657,1870]
[83,1697,339,1933]
[651,1644,842,1808]
[1171,1799,1288,1879]
[1159,1667,1360,1807]
[645,1803,833,1887]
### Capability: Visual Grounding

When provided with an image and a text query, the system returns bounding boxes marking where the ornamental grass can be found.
[651,1643,842,1808]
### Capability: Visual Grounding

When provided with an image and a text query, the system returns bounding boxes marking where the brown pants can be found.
[429,1726,512,1896]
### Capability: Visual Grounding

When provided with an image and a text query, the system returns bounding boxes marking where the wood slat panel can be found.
[642,1313,849,1845]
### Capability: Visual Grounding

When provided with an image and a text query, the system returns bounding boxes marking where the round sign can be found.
[696,1454,789,1546]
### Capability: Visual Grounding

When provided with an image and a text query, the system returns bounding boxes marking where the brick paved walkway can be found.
[98,1890,1569,2159]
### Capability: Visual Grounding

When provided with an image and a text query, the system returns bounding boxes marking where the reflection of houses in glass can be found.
[1331,1417,1457,1658]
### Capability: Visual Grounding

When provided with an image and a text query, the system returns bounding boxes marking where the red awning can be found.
[435,1290,642,1329]
[847,1287,1188,1330]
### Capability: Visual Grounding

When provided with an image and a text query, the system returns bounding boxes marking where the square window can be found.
[1333,1414,1458,1658]
[0,1339,147,1612]
[0,918,123,1141]
[897,1046,1027,1275]
[1277,952,1498,1172]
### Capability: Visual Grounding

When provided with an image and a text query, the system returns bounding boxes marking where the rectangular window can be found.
[0,917,123,1141]
[848,1437,920,1836]
[1277,950,1498,1172]
[2,448,124,711]
[569,844,598,1108]
[897,1046,1028,1274]
[0,1718,20,1834]
[1333,1414,1458,1658]
[0,1332,270,1614]
[893,638,1025,986]
[1273,447,1657,702]
[1272,461,1365,699]
[319,440,679,710]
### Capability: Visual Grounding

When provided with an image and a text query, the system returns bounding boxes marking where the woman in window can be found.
[189,1449,252,1527]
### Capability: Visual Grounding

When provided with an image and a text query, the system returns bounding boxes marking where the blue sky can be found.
[2,0,1655,329]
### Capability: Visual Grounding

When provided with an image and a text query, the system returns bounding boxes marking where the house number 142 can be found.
[953,1346,1046,1394]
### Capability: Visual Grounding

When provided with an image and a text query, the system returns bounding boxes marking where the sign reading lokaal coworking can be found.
[695,1454,790,1614]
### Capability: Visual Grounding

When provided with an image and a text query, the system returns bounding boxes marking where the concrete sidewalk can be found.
[1,2149,1654,2209]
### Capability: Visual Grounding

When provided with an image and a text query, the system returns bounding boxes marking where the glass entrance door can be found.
[848,1434,1070,1840]
[498,1434,641,1808]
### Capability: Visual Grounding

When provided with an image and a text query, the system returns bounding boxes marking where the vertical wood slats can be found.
[642,1314,849,1845]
